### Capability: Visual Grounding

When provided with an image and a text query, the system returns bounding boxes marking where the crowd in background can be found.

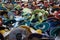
[0,0,60,40]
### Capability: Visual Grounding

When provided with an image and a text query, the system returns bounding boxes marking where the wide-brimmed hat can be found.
[28,33,49,40]
[34,22,50,32]
[0,27,5,30]
[8,28,28,40]
[50,27,60,36]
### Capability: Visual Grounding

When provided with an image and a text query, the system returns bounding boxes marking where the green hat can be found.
[50,27,60,36]
[14,4,21,10]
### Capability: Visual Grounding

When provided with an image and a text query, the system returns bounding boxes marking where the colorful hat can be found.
[43,17,60,28]
[34,22,50,32]
[28,33,49,40]
[0,27,5,30]
[19,25,31,33]
[19,25,32,36]
[8,28,28,40]
[0,30,6,35]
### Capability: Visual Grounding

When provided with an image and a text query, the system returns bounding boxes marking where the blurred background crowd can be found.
[0,0,60,40]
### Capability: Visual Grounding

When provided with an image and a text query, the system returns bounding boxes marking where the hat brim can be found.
[34,22,50,32]
[0,27,5,30]
[50,27,60,36]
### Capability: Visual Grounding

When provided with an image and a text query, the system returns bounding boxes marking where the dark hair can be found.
[39,1,44,4]
[21,4,24,7]
[28,33,42,40]
[51,8,60,13]
[0,33,4,40]
[59,5,60,7]
[50,3,56,6]
[15,10,21,15]
[1,11,8,15]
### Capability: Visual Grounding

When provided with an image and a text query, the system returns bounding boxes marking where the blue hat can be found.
[34,22,50,32]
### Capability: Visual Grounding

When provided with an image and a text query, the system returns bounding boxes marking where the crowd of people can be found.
[0,0,60,40]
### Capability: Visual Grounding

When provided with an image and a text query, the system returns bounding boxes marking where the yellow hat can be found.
[0,30,5,35]
[36,29,42,34]
[19,25,32,36]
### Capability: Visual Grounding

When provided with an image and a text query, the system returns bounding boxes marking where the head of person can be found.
[15,9,20,15]
[2,11,8,18]
[24,3,28,8]
[32,1,37,6]
[54,8,60,20]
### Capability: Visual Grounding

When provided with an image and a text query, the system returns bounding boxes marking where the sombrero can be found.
[50,27,60,36]
[43,17,60,28]
[8,28,28,40]
[43,17,59,22]
[28,33,49,40]
[34,22,50,32]
[0,27,5,30]
[19,25,32,37]
[19,25,31,33]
